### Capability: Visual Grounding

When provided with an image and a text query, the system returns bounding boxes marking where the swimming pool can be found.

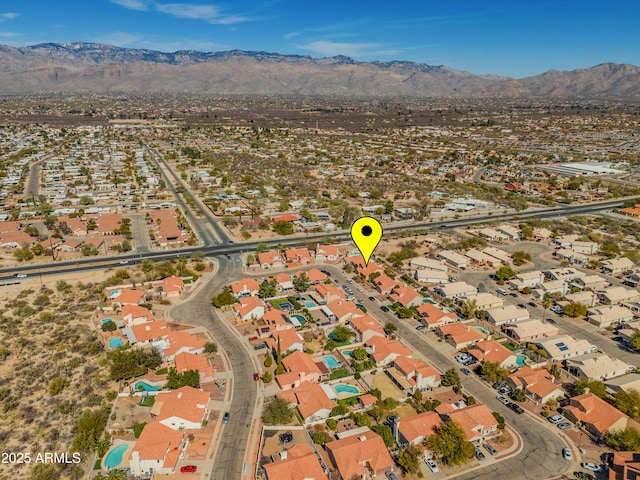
[476,327,489,335]
[109,337,124,348]
[290,314,306,325]
[134,381,161,392]
[516,355,527,367]
[108,290,121,300]
[342,350,353,357]
[102,317,113,324]
[305,301,316,308]
[335,384,359,394]
[103,444,128,469]
[322,355,340,370]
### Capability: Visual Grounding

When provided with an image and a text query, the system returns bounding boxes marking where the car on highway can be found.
[180,465,197,473]
[15,273,27,278]
[461,367,471,376]
[484,444,497,456]
[254,343,267,350]
[548,414,566,424]
[253,373,260,381]
[475,447,486,461]
[562,448,573,461]
[581,463,602,473]
[425,458,440,473]
[118,260,129,265]
[496,395,509,405]
[222,412,230,424]
[557,422,572,430]
[227,240,234,244]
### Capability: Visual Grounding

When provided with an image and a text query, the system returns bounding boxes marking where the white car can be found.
[496,395,509,405]
[15,273,27,278]
[581,463,602,472]
[548,414,566,424]
[425,458,440,473]
[119,260,129,265]
[562,448,572,460]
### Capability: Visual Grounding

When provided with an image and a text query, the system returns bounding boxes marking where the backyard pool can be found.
[476,327,489,335]
[322,355,341,370]
[342,350,353,357]
[101,317,113,324]
[103,444,128,469]
[134,381,161,392]
[289,314,307,326]
[108,290,121,300]
[109,337,124,348]
[516,355,527,367]
[334,384,360,395]
[304,301,317,308]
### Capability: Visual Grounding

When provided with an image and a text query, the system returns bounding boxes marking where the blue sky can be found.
[0,0,638,78]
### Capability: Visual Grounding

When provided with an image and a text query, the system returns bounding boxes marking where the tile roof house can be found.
[562,393,629,438]
[365,336,412,366]
[57,215,87,235]
[129,421,184,477]
[391,356,441,392]
[388,286,423,308]
[313,283,344,305]
[112,289,146,307]
[609,451,640,480]
[462,292,504,311]
[597,286,640,305]
[324,430,395,480]
[266,329,304,354]
[174,352,214,384]
[602,257,635,274]
[436,323,485,350]
[95,213,123,235]
[277,381,337,423]
[121,304,154,326]
[233,296,265,321]
[162,275,185,298]
[503,319,558,343]
[284,247,313,265]
[298,268,328,283]
[507,366,564,404]
[566,353,633,381]
[486,304,530,326]
[446,404,499,444]
[152,386,210,430]
[396,411,442,446]
[434,281,477,299]
[324,299,361,323]
[315,244,341,262]
[264,443,329,480]
[258,310,294,338]
[531,335,597,361]
[276,351,328,391]
[356,261,383,278]
[373,274,400,294]
[468,340,519,368]
[587,305,635,328]
[416,303,457,329]
[130,320,169,344]
[275,273,295,291]
[257,251,284,269]
[162,331,206,360]
[348,315,386,343]
[230,278,260,298]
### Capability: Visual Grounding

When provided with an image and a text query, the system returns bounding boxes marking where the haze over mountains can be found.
[0,42,638,99]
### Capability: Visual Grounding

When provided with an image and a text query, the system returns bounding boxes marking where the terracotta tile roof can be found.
[163,275,184,293]
[365,336,412,364]
[388,286,422,307]
[130,320,168,342]
[155,386,210,425]
[57,215,86,234]
[0,220,21,233]
[273,214,299,222]
[174,352,213,378]
[437,323,485,346]
[610,451,640,480]
[233,296,264,318]
[275,272,292,283]
[281,351,323,377]
[447,404,498,441]
[277,381,336,420]
[316,244,340,258]
[266,329,304,352]
[468,340,514,365]
[300,268,327,282]
[264,443,329,480]
[231,277,260,294]
[95,213,122,234]
[325,299,361,320]
[416,303,456,325]
[285,247,312,262]
[0,230,35,245]
[344,255,367,268]
[349,315,385,336]
[163,331,206,357]
[374,274,400,292]
[563,393,628,435]
[399,411,442,444]
[325,430,394,479]
[357,261,383,277]
[121,304,154,322]
[133,421,183,460]
[393,356,440,382]
[358,394,378,407]
[257,251,282,265]
[314,283,344,300]
[508,366,561,399]
[113,289,146,305]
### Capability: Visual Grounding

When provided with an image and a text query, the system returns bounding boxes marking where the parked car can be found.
[380,305,389,312]
[581,463,602,473]
[475,447,486,461]
[528,301,538,308]
[222,412,230,424]
[484,444,497,456]
[493,381,507,390]
[507,402,524,414]
[368,296,376,301]
[248,336,258,341]
[385,472,399,480]
[557,422,572,430]
[425,458,440,473]
[518,303,528,309]
[416,325,426,330]
[562,448,573,461]
[548,414,566,424]
[461,367,471,376]
[253,373,260,381]
[498,387,512,395]
[547,318,557,324]
[180,465,197,473]
[254,343,267,350]
[320,270,331,276]
[510,292,519,298]
[496,395,509,405]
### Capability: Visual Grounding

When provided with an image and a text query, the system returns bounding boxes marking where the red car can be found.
[253,373,260,381]
[180,465,197,473]
[249,336,258,341]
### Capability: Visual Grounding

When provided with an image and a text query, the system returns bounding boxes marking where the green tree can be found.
[262,371,272,383]
[459,298,478,319]
[312,431,332,445]
[614,389,640,417]
[480,361,509,384]
[165,367,200,389]
[101,320,117,332]
[56,280,71,292]
[326,418,338,430]
[211,290,236,307]
[13,245,34,262]
[81,244,99,256]
[264,354,273,368]
[258,279,277,298]
[630,331,640,352]
[203,341,218,353]
[441,368,461,390]
[70,406,110,452]
[30,464,60,480]
[351,347,368,361]
[520,225,533,239]
[384,199,394,215]
[330,405,348,417]
[396,444,422,474]
[331,325,353,343]
[496,265,516,281]
[606,427,640,451]
[273,220,294,235]
[371,424,395,447]
[512,251,532,266]
[293,272,310,292]
[574,378,607,398]
[493,411,506,429]
[256,242,270,253]
[427,420,476,466]
[383,322,397,335]
[48,377,69,396]
[601,242,621,258]
[511,388,527,402]
[563,302,588,318]
[262,397,293,425]
[133,422,147,438]
[550,364,562,380]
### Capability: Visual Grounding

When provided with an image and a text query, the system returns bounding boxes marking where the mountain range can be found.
[0,42,638,99]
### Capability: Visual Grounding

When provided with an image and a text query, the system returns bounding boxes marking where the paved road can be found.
[170,255,256,480]
[24,157,44,197]
[325,265,572,480]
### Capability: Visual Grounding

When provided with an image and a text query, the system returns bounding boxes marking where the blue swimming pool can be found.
[305,301,316,308]
[516,355,527,367]
[102,317,113,324]
[103,444,128,469]
[109,337,124,348]
[342,350,353,357]
[134,381,160,392]
[335,384,360,394]
[108,290,121,300]
[322,355,340,370]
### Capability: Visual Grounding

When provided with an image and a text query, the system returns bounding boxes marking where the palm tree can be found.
[107,470,126,480]
[459,299,478,319]
[542,294,553,322]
